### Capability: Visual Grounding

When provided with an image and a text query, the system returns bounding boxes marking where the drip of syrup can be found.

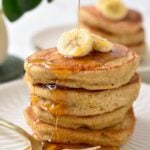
[77,0,81,40]
[55,117,58,139]
[78,0,80,30]
[48,116,59,144]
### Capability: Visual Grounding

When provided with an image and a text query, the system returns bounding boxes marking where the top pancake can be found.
[80,6,142,35]
[25,44,139,90]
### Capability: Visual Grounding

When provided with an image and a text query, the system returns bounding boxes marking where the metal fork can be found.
[0,118,101,150]
[0,118,42,150]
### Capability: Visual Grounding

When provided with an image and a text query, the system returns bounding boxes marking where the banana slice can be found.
[57,28,93,58]
[97,0,128,20]
[92,34,113,52]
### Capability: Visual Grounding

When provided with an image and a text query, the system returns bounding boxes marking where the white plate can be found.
[32,25,73,49]
[0,80,150,150]
[0,80,30,150]
[32,25,150,83]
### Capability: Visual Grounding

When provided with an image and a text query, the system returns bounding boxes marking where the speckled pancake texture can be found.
[25,45,139,90]
[25,108,135,147]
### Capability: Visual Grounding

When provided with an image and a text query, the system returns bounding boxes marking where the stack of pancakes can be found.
[24,44,140,149]
[80,6,146,59]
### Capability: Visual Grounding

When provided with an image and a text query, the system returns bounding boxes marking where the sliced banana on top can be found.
[96,0,128,20]
[92,34,113,52]
[57,28,93,58]
[57,28,113,57]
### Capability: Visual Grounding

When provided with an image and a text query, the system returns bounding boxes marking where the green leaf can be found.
[17,0,42,12]
[47,0,53,2]
[2,0,23,22]
[2,0,42,22]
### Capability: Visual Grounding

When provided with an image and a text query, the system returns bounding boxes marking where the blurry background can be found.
[0,0,149,83]
[5,0,150,59]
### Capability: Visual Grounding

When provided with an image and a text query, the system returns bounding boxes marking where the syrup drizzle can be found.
[77,0,81,40]
[55,117,58,139]
[49,116,59,143]
[78,0,80,30]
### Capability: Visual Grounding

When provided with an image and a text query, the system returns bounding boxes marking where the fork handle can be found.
[0,118,32,140]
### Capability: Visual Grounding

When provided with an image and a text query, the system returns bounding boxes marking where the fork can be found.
[0,118,101,150]
[0,118,42,150]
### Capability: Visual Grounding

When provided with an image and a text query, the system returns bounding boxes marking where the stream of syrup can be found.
[78,0,80,30]
[77,0,80,41]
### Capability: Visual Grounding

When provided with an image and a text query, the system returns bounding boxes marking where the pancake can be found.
[25,45,139,90]
[80,22,146,59]
[43,142,119,150]
[31,102,131,130]
[31,96,133,117]
[80,22,145,46]
[25,108,135,147]
[80,6,142,35]
[26,73,140,116]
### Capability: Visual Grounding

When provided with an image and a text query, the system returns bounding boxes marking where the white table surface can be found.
[5,0,150,59]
